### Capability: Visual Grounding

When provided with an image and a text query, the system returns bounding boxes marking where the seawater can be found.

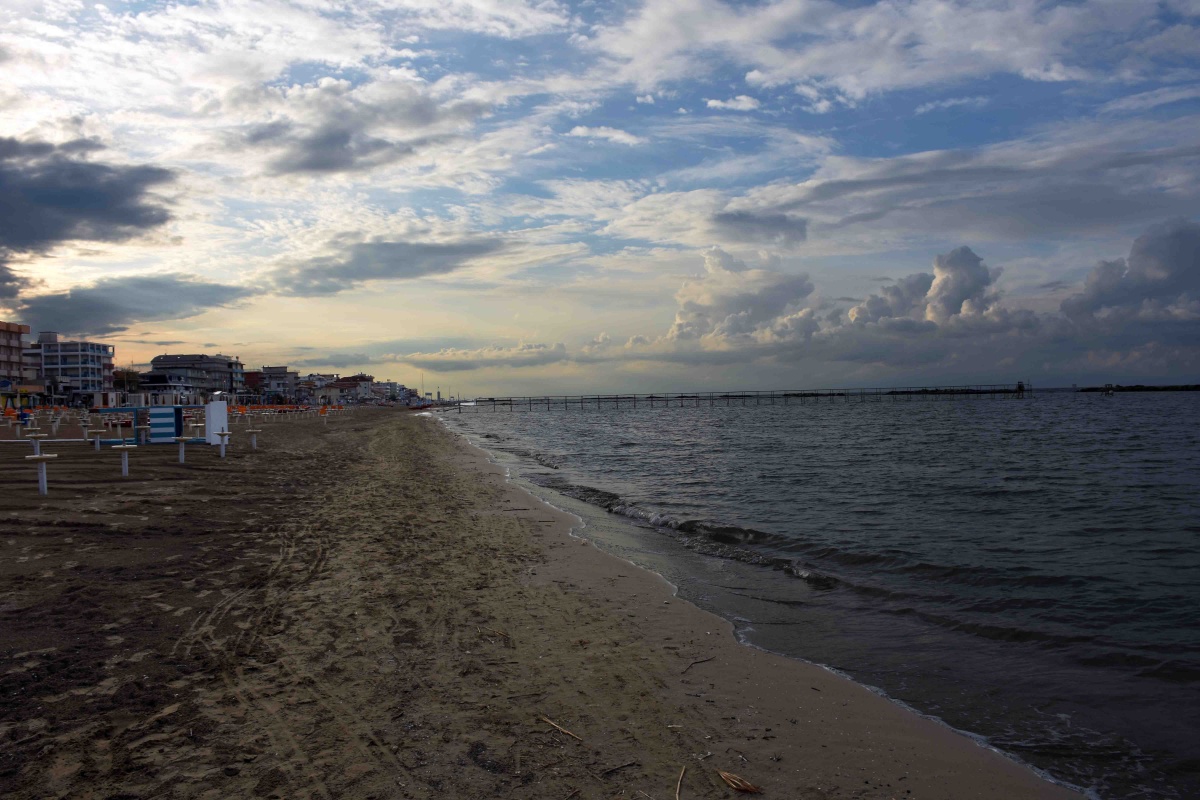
[440,391,1200,799]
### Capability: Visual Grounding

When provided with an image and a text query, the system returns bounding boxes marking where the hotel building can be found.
[23,331,115,394]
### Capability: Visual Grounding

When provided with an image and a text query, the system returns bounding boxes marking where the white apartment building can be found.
[23,331,115,395]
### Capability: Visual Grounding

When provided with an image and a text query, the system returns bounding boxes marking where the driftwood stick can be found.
[540,715,583,742]
[676,765,686,800]
[561,790,580,800]
[601,760,640,776]
[681,656,715,674]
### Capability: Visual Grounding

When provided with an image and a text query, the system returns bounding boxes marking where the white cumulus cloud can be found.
[706,95,760,111]
[567,125,645,146]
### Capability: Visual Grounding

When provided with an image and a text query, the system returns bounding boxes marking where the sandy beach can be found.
[0,409,1082,799]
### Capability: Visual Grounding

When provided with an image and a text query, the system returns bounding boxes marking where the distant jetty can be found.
[458,382,1032,412]
[1078,384,1200,393]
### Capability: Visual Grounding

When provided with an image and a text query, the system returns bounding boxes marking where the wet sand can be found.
[0,409,1081,798]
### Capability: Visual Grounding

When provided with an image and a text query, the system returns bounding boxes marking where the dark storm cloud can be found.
[0,137,174,267]
[15,273,252,336]
[710,210,808,246]
[271,238,505,297]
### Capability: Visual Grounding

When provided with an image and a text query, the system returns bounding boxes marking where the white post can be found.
[26,453,56,495]
[175,436,188,464]
[88,429,105,451]
[247,429,261,450]
[121,449,129,476]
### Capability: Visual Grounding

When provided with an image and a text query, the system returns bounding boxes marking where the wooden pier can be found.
[457,382,1031,412]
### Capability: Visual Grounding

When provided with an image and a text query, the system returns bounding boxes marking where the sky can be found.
[1,0,1198,395]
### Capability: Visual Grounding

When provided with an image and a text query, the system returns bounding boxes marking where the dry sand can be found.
[0,409,1082,799]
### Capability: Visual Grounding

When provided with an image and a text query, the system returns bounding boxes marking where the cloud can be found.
[636,94,655,104]
[223,77,491,175]
[1100,85,1200,115]
[849,273,935,324]
[592,0,1176,103]
[665,247,815,344]
[727,117,1200,247]
[606,221,1199,380]
[270,238,506,296]
[0,264,33,300]
[1061,218,1200,321]
[394,342,569,371]
[0,136,174,272]
[924,246,1000,324]
[581,332,612,355]
[568,126,645,146]
[706,95,760,111]
[394,0,571,38]
[710,210,807,246]
[291,353,378,369]
[299,222,1198,383]
[14,273,252,336]
[914,96,989,115]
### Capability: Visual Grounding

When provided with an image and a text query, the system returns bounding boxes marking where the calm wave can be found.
[442,391,1200,799]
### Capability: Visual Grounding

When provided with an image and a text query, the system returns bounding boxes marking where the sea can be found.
[439,390,1200,799]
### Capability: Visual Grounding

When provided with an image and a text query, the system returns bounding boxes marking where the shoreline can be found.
[1,410,1082,798]
[439,417,1089,796]
[438,412,1087,800]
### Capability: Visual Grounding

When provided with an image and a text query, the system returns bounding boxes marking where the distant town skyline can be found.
[1,0,1197,394]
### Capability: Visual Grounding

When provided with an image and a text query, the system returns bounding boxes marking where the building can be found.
[1,320,32,408]
[328,373,374,402]
[139,369,204,405]
[149,353,245,394]
[262,365,299,401]
[23,331,115,397]
[0,320,29,384]
[372,380,402,400]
